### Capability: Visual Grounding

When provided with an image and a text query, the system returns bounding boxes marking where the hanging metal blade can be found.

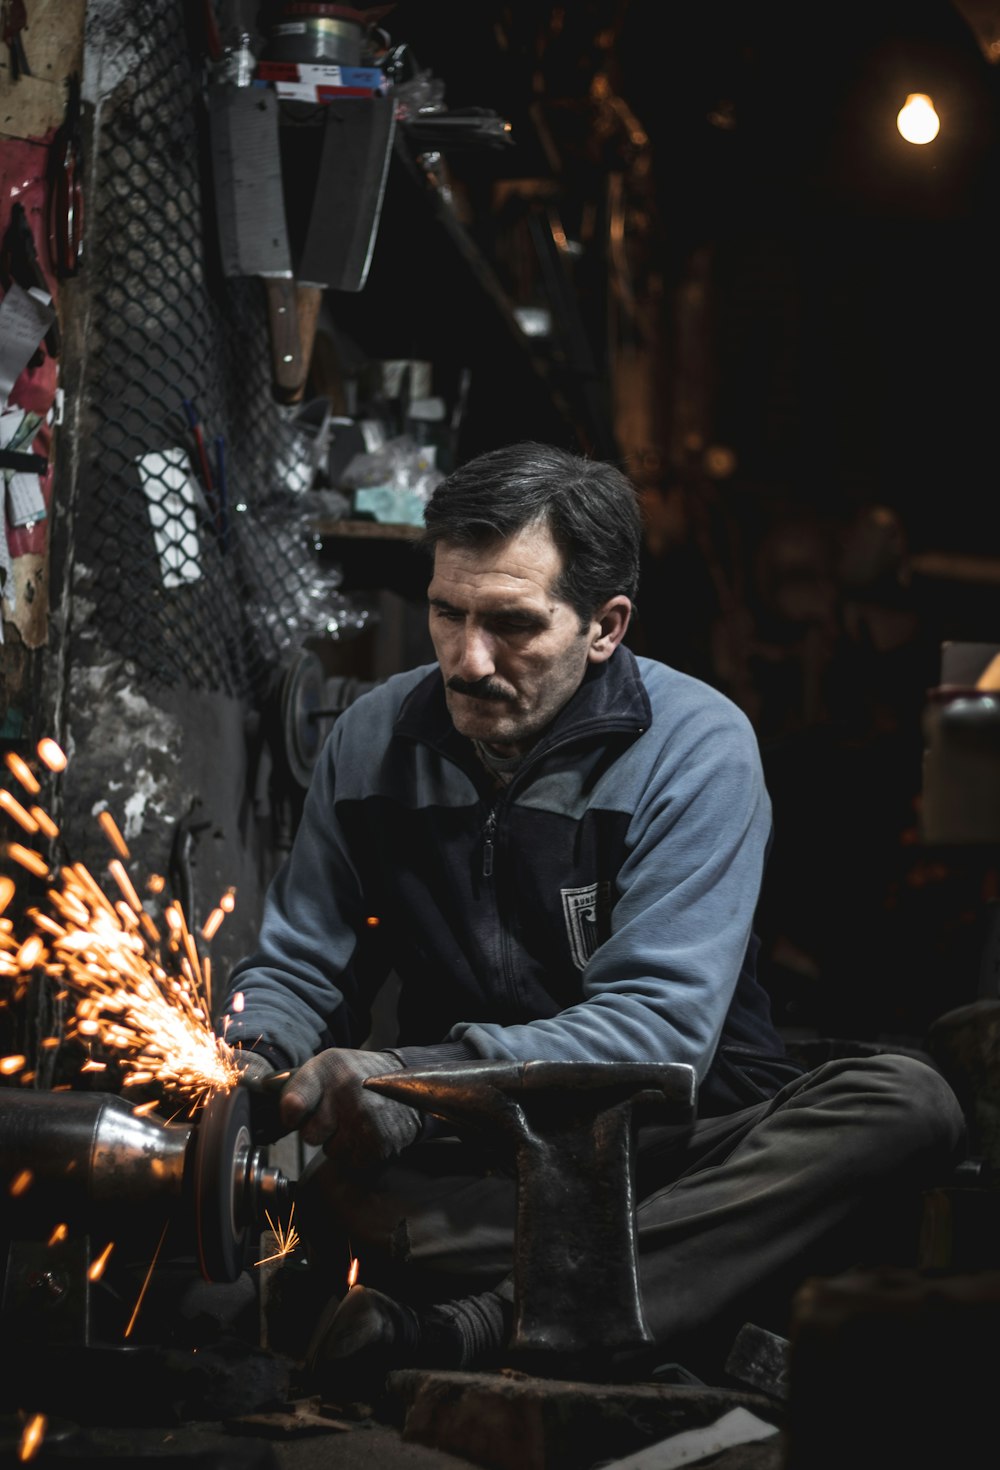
[295,94,396,293]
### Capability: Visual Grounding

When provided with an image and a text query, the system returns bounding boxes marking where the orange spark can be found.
[347,1255,360,1289]
[10,1169,32,1196]
[125,1219,170,1338]
[18,1412,46,1462]
[48,1224,68,1246]
[220,888,236,913]
[231,991,245,1013]
[5,751,40,794]
[108,859,142,913]
[6,845,49,879]
[97,810,130,859]
[254,1205,300,1266]
[88,1241,115,1281]
[139,910,161,945]
[0,875,14,913]
[16,936,44,970]
[28,912,65,938]
[30,807,59,840]
[1,1055,26,1075]
[37,739,67,772]
[0,790,39,832]
[201,907,224,941]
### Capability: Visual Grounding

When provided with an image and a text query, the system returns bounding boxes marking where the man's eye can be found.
[485,623,531,640]
[433,606,463,621]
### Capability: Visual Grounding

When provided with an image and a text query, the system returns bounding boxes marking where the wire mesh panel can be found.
[77,0,345,701]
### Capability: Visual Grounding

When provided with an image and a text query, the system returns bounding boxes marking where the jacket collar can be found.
[395,645,652,765]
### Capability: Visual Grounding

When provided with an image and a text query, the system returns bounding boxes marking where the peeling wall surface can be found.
[6,0,357,1012]
[61,645,268,986]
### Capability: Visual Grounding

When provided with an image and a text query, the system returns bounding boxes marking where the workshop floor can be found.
[0,1258,787,1470]
[11,1245,1000,1469]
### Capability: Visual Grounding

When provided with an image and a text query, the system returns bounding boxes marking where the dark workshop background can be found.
[2,0,1000,1082]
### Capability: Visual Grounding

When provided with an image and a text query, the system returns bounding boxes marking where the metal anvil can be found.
[365,1058,696,1374]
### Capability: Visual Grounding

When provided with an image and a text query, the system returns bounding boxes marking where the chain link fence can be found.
[77,0,368,703]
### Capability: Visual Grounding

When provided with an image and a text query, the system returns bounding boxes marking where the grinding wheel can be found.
[192,1086,254,1283]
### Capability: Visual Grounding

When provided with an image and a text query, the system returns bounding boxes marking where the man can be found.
[221,441,965,1394]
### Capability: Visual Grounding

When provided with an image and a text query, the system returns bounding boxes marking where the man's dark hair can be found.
[421,441,642,625]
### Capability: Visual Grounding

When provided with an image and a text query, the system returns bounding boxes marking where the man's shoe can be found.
[304,1284,462,1403]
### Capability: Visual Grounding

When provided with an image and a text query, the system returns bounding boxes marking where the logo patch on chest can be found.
[560,881,612,970]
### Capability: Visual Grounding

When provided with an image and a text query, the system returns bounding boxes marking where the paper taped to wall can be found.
[0,283,56,406]
[136,447,202,589]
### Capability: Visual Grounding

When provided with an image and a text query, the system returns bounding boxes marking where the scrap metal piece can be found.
[724,1322,791,1402]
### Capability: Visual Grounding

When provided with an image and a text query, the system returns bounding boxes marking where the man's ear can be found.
[587,596,632,663]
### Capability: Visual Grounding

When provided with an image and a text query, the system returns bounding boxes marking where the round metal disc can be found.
[280,648,325,788]
[193,1086,253,1283]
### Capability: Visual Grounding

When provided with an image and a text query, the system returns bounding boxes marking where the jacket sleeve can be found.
[394,692,772,1082]
[218,721,373,1069]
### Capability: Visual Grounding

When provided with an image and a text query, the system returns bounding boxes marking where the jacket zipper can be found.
[482,805,497,877]
[473,713,646,882]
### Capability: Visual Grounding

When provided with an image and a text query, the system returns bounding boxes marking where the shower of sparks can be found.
[17,1413,46,1462]
[254,1204,300,1266]
[0,738,242,1110]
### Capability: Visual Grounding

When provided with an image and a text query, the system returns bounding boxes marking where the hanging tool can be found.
[206,79,308,400]
[267,93,395,404]
[204,0,395,403]
[1,0,30,80]
[47,71,85,280]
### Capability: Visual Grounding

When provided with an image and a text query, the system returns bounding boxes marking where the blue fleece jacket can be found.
[221,647,802,1115]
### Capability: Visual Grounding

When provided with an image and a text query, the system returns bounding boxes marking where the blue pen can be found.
[182,397,215,498]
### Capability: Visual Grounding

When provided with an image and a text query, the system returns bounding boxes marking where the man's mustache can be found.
[447,676,510,702]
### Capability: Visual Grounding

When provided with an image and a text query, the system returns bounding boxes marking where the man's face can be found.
[427,523,600,756]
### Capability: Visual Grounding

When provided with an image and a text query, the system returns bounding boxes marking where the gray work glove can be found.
[280,1048,421,1166]
[230,1049,277,1085]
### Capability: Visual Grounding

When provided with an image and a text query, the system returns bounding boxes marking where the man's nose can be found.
[455,626,496,679]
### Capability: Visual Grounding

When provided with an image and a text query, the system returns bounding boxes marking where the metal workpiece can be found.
[364,1058,697,1372]
[0,1090,190,1223]
[0,1086,294,1286]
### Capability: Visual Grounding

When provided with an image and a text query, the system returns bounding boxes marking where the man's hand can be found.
[280,1048,421,1166]
[230,1049,277,1085]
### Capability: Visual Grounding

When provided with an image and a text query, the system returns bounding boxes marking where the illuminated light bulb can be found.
[897,92,940,145]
